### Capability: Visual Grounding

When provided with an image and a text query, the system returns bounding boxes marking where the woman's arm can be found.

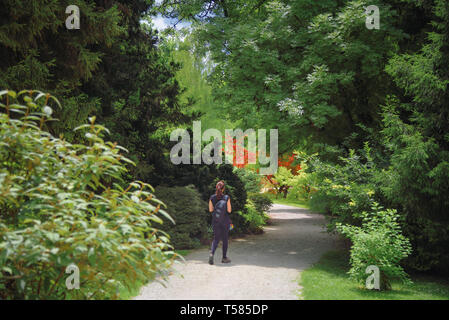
[209,200,214,213]
[227,197,232,213]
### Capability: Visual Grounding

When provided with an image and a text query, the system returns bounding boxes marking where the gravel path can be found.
[135,204,339,300]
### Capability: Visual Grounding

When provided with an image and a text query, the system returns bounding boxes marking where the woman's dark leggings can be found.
[211,224,229,258]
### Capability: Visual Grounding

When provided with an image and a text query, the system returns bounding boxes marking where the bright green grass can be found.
[265,193,310,209]
[175,249,191,257]
[299,250,449,300]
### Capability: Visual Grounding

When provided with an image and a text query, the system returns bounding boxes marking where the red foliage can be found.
[265,153,301,180]
[221,134,257,169]
[219,134,301,178]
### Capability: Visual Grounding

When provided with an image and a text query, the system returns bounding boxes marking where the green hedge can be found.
[248,193,273,214]
[155,185,209,249]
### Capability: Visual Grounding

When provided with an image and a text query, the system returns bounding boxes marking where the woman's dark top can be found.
[210,194,228,207]
[210,194,230,226]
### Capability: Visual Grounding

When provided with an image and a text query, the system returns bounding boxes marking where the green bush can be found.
[248,192,273,213]
[237,204,268,234]
[337,203,412,290]
[286,162,317,201]
[155,185,209,249]
[0,90,174,299]
[234,167,262,193]
[308,146,379,232]
[375,98,449,273]
[235,193,272,234]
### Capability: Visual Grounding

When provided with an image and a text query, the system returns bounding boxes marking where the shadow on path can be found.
[135,203,341,300]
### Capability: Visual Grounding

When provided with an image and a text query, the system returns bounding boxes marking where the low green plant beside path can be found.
[299,251,449,300]
[119,250,191,300]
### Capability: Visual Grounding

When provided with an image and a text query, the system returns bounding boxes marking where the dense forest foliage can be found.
[156,0,449,275]
[0,0,199,184]
[1,0,448,298]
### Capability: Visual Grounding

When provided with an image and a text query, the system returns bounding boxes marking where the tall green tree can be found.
[161,31,234,133]
[0,0,197,183]
[0,0,124,135]
[157,0,409,154]
[380,0,449,273]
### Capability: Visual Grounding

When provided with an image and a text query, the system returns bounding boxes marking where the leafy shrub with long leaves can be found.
[337,203,412,290]
[0,90,176,299]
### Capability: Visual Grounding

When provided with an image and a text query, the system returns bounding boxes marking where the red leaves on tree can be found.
[221,134,257,169]
[219,134,300,177]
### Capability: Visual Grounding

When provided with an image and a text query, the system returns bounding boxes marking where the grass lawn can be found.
[299,250,449,300]
[174,249,191,257]
[265,193,310,209]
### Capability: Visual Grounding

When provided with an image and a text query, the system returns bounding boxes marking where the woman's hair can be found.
[215,180,225,200]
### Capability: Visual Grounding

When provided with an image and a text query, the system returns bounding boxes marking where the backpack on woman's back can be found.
[212,194,230,226]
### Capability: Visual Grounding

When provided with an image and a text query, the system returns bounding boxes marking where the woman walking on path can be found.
[208,180,232,265]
